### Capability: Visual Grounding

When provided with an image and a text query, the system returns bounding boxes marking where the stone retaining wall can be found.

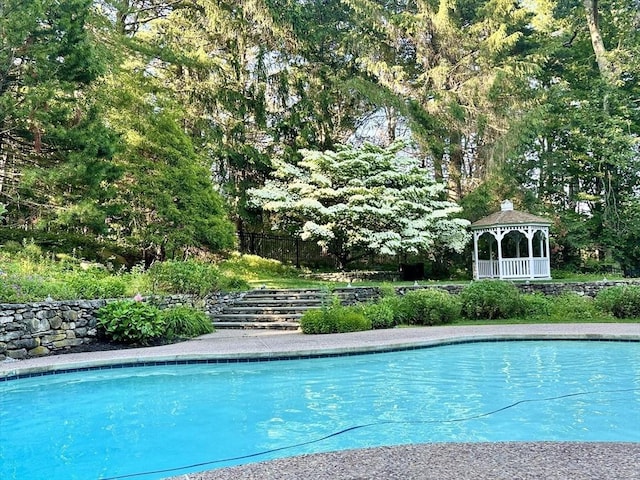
[306,271,401,282]
[2,281,638,361]
[397,280,640,298]
[0,292,244,361]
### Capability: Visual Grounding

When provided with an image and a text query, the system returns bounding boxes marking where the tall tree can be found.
[0,0,118,233]
[502,0,640,267]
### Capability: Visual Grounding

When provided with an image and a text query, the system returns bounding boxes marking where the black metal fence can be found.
[237,232,337,268]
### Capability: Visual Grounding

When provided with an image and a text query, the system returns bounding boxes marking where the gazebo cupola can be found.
[471,200,552,280]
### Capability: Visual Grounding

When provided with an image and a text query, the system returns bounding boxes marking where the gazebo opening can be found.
[471,200,551,280]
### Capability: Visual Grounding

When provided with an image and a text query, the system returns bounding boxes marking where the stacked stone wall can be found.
[0,299,106,361]
[397,280,640,298]
[0,292,244,361]
[306,271,400,283]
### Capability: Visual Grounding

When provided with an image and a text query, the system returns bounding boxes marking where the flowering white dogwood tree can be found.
[248,142,470,268]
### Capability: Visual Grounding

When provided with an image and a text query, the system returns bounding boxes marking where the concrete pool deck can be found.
[2,323,640,479]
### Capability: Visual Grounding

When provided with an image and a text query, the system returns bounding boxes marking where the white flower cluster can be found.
[247,142,471,263]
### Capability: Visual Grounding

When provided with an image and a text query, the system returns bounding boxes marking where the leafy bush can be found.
[549,293,603,321]
[218,275,251,291]
[460,280,523,320]
[160,306,214,339]
[0,277,18,303]
[595,285,640,318]
[97,300,164,345]
[65,273,128,299]
[300,303,371,334]
[148,260,221,296]
[337,309,372,332]
[399,289,461,325]
[519,293,552,318]
[299,309,332,334]
[362,300,396,329]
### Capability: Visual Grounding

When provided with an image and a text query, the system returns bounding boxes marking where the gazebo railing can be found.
[532,258,550,277]
[477,259,550,279]
[501,258,529,277]
[477,260,500,278]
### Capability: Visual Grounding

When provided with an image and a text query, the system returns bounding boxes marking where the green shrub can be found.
[362,300,396,329]
[149,260,221,296]
[399,289,461,325]
[549,293,602,321]
[460,280,522,320]
[0,278,18,303]
[1,241,22,254]
[336,309,371,332]
[519,293,552,318]
[299,309,333,334]
[300,304,371,334]
[97,300,164,345]
[65,273,128,300]
[218,275,251,291]
[595,285,640,318]
[160,306,214,339]
[11,275,56,301]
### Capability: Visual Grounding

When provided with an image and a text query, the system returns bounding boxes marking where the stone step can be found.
[242,292,330,301]
[214,313,304,322]
[211,287,373,330]
[234,298,328,306]
[213,321,300,330]
[222,304,319,315]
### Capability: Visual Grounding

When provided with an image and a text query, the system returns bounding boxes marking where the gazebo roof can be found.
[471,200,551,229]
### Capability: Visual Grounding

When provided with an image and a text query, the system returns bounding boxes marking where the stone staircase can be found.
[212,287,380,330]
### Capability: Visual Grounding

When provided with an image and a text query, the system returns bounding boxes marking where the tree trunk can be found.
[448,131,464,200]
[583,0,616,83]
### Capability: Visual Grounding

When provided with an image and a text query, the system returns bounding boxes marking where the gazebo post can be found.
[496,230,504,279]
[544,229,551,277]
[473,231,480,280]
[527,229,534,279]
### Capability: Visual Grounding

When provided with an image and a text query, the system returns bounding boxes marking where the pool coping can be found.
[2,323,639,380]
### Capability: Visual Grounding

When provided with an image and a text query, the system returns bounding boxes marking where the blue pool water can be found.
[1,340,639,480]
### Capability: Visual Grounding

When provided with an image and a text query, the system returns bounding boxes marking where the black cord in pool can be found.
[99,387,639,480]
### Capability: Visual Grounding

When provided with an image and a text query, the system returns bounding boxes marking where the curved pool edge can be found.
[2,323,639,380]
[168,442,640,480]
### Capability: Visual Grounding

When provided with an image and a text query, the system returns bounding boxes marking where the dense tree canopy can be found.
[0,0,639,272]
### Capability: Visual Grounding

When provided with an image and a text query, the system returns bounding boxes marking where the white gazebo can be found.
[471,200,552,280]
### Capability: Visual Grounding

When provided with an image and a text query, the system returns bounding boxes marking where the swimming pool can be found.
[1,340,639,480]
